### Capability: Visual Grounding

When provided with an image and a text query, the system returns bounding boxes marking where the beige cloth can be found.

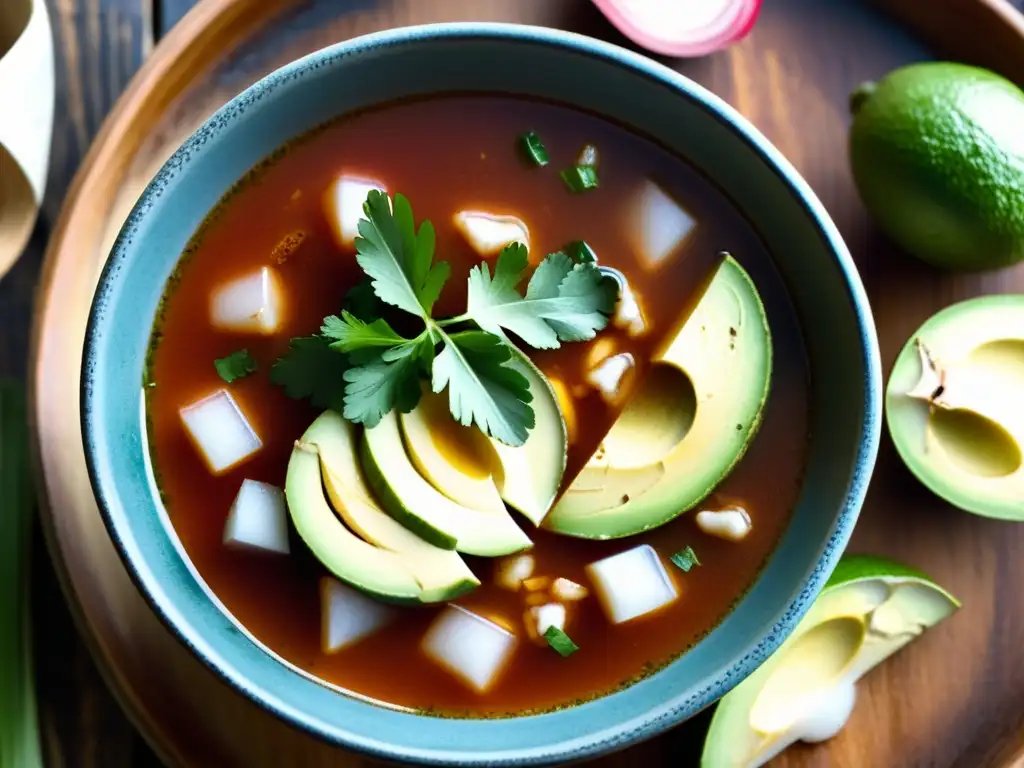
[0,0,54,278]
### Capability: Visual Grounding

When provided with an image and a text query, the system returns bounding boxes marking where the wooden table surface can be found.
[5,1,1023,766]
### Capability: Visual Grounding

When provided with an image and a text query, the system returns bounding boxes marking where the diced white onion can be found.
[320,577,396,654]
[696,507,752,541]
[585,352,636,404]
[586,544,678,624]
[179,389,262,474]
[614,280,647,337]
[209,267,285,335]
[525,602,567,643]
[422,605,518,693]
[324,175,387,248]
[629,179,697,270]
[222,479,289,554]
[551,577,589,601]
[453,210,530,257]
[495,554,535,590]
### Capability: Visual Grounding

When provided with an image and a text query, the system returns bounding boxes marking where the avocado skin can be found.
[849,62,1024,271]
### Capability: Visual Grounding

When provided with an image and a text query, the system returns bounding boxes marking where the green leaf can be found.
[341,278,381,321]
[270,336,349,411]
[214,349,258,384]
[518,131,549,167]
[431,330,533,447]
[543,626,580,657]
[0,379,44,768]
[355,190,451,318]
[670,546,701,572]
[342,353,423,428]
[560,164,599,193]
[322,310,412,364]
[465,247,615,348]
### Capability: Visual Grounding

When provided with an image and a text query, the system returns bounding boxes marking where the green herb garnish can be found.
[214,349,258,383]
[565,239,598,265]
[670,546,701,572]
[518,131,549,167]
[544,626,580,657]
[561,164,599,193]
[273,190,613,445]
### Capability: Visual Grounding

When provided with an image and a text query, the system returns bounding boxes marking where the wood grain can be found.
[19,0,1024,766]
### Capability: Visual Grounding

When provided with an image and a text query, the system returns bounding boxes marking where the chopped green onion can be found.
[518,131,549,167]
[565,240,598,265]
[215,349,258,384]
[670,546,701,572]
[560,165,599,193]
[0,379,44,768]
[544,625,580,657]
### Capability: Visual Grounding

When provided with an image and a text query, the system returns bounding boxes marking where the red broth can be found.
[145,95,810,715]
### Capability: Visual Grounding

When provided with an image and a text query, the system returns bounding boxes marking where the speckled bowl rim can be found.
[81,21,882,766]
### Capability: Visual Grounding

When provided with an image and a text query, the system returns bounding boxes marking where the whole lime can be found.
[849,62,1024,271]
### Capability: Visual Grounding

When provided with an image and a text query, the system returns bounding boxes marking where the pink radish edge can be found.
[591,0,762,58]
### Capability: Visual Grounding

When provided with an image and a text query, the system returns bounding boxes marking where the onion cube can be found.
[210,267,285,335]
[586,544,678,624]
[422,605,518,693]
[320,577,396,654]
[179,389,262,474]
[695,507,752,541]
[585,352,636,404]
[494,554,535,590]
[453,211,530,257]
[222,479,289,555]
[324,175,387,248]
[629,179,697,270]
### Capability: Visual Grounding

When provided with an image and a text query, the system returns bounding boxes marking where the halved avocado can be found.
[545,253,771,539]
[488,351,569,526]
[306,411,479,603]
[285,413,477,604]
[361,411,534,556]
[700,555,959,768]
[886,295,1024,520]
[399,389,507,513]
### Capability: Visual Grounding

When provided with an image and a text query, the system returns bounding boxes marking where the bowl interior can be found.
[82,23,880,766]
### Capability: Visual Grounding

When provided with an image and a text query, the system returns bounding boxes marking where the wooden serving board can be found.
[29,0,1024,765]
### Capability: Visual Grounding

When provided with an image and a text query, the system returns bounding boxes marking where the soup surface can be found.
[146,94,811,716]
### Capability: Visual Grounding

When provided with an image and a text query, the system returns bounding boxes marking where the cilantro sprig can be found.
[272,189,615,446]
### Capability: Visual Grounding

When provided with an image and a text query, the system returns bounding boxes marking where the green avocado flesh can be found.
[361,411,534,556]
[849,62,1024,271]
[701,555,959,768]
[886,294,1024,520]
[284,412,479,604]
[544,253,772,539]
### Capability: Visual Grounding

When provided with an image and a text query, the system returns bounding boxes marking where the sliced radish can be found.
[422,605,518,693]
[179,389,262,474]
[210,267,285,335]
[552,577,589,602]
[320,576,396,654]
[586,544,678,624]
[222,479,289,554]
[592,0,762,58]
[453,211,530,257]
[324,175,387,248]
[495,554,535,590]
[628,179,697,270]
[585,352,636,404]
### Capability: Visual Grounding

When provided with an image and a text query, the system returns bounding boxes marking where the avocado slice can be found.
[361,411,534,556]
[306,411,479,603]
[545,254,771,538]
[284,413,477,604]
[700,555,959,768]
[488,352,569,526]
[399,389,507,513]
[886,295,1024,520]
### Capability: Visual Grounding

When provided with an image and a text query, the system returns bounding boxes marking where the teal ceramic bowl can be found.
[82,22,881,766]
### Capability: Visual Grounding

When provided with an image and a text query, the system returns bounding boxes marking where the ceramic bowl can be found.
[81,22,881,766]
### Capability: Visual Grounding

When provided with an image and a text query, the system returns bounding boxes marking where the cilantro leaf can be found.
[270,336,349,411]
[431,330,533,446]
[342,353,423,427]
[214,349,257,384]
[670,546,701,572]
[322,310,412,363]
[355,190,451,318]
[465,245,616,349]
[342,278,381,321]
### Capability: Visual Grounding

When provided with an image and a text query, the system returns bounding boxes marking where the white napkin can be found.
[0,0,54,278]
